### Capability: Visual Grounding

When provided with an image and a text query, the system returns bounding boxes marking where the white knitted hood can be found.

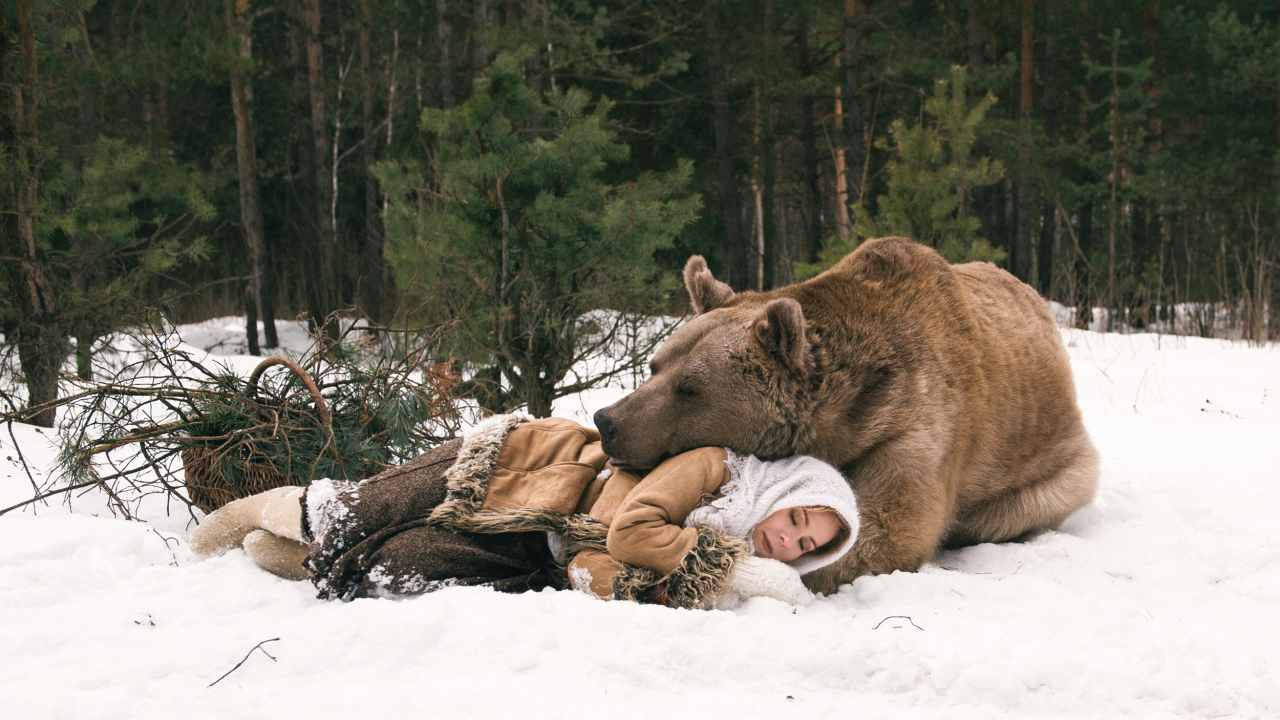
[684,450,859,575]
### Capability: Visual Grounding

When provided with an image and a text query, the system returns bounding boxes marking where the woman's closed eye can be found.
[790,509,814,553]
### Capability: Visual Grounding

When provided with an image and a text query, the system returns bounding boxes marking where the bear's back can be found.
[787,237,1086,494]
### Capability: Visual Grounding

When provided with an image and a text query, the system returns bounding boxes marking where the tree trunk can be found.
[523,366,555,419]
[75,330,94,382]
[156,82,169,144]
[244,288,261,356]
[1075,35,1095,329]
[1,5,15,294]
[1107,39,1120,322]
[388,2,400,146]
[472,0,488,80]
[842,0,864,209]
[384,1,401,308]
[1274,0,1280,340]
[226,0,276,352]
[833,57,851,242]
[967,0,984,70]
[762,100,778,290]
[521,3,544,132]
[796,15,822,264]
[1005,177,1015,261]
[524,1,544,97]
[1013,0,1033,283]
[1131,197,1152,327]
[288,0,323,327]
[436,0,455,109]
[415,13,425,110]
[1075,200,1095,329]
[7,0,64,427]
[359,1,386,323]
[298,0,335,323]
[751,87,766,291]
[1037,30,1058,296]
[707,0,747,290]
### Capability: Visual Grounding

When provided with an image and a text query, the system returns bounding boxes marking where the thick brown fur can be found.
[595,237,1099,594]
[612,526,748,609]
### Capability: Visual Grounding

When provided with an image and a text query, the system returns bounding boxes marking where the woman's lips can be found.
[761,533,774,556]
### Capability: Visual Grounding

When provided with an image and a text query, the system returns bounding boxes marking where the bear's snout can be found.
[593,408,618,447]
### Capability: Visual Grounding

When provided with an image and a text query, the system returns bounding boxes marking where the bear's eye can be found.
[675,383,698,399]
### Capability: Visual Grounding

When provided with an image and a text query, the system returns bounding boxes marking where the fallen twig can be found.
[1201,398,1243,419]
[872,616,924,631]
[0,478,102,516]
[208,638,280,688]
[151,528,180,566]
[6,420,42,500]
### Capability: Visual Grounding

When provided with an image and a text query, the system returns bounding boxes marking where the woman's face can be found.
[750,507,839,563]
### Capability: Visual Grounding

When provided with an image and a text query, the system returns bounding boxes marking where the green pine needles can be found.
[21,317,459,520]
[796,66,1006,281]
[377,49,700,418]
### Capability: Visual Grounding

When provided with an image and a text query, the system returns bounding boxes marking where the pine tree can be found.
[0,0,211,425]
[1083,29,1153,322]
[377,50,700,417]
[796,65,1004,281]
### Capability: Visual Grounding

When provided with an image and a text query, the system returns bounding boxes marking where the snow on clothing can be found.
[303,413,857,609]
[302,439,561,599]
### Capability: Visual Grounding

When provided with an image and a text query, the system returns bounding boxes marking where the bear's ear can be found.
[684,255,735,314]
[754,298,811,375]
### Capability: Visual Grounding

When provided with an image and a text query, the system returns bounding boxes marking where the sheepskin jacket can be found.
[428,414,749,609]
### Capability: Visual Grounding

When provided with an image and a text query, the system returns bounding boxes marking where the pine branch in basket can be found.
[3,314,460,519]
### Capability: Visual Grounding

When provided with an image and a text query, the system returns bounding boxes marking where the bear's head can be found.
[594,255,813,469]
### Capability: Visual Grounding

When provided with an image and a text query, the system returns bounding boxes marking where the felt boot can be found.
[243,530,313,580]
[189,486,306,556]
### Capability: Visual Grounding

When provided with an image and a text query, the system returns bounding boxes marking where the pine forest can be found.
[2,0,1278,426]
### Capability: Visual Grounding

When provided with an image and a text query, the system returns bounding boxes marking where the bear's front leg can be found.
[801,441,951,595]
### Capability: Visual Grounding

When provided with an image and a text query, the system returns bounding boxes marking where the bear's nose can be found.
[594,408,617,445]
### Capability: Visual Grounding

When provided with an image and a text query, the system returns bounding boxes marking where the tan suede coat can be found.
[428,415,744,608]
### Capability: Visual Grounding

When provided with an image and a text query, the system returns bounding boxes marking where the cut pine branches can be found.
[1,314,459,520]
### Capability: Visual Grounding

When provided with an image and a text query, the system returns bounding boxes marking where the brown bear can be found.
[593,236,1099,594]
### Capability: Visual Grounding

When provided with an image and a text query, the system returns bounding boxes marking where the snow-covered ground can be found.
[1,318,1276,719]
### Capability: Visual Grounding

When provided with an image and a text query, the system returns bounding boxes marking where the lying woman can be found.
[190,414,858,609]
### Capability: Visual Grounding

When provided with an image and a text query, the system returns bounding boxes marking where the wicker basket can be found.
[181,446,301,514]
[181,356,332,514]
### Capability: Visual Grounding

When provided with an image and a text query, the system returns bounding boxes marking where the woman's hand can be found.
[721,556,815,607]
